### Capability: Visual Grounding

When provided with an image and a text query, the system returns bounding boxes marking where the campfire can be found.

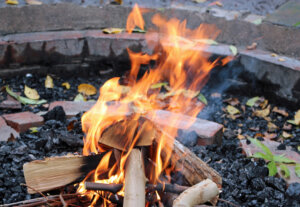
[22,4,232,207]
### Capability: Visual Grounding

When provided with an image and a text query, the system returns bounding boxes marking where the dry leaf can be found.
[229,45,238,56]
[282,131,293,139]
[114,0,122,4]
[263,132,277,140]
[246,96,260,107]
[254,105,270,118]
[237,134,245,139]
[78,83,97,96]
[260,99,268,109]
[74,93,86,102]
[45,75,54,89]
[295,110,300,125]
[224,97,239,106]
[278,58,285,62]
[102,28,124,34]
[272,107,289,117]
[6,0,18,5]
[193,0,206,3]
[247,42,257,50]
[267,122,278,132]
[254,133,264,138]
[62,82,70,90]
[249,127,259,131]
[26,0,42,5]
[271,53,278,57]
[215,1,223,7]
[24,85,40,100]
[226,105,240,115]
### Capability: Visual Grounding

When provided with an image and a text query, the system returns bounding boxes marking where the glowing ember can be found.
[77,3,231,205]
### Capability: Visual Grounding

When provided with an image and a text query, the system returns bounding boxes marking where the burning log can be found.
[84,182,188,194]
[23,153,110,193]
[124,148,146,207]
[173,179,219,207]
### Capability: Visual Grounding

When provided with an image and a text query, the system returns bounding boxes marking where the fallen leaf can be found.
[6,86,46,105]
[272,107,289,117]
[250,127,260,131]
[131,28,146,33]
[45,75,54,89]
[264,116,272,122]
[246,96,260,107]
[254,105,270,118]
[74,93,86,102]
[295,110,300,125]
[295,164,300,178]
[278,58,285,62]
[25,0,42,5]
[252,18,262,25]
[102,28,124,34]
[237,134,245,139]
[78,83,97,96]
[254,133,264,137]
[226,105,240,115]
[238,123,243,127]
[215,1,223,7]
[271,53,278,57]
[282,131,293,139]
[62,82,70,90]
[197,93,208,105]
[263,132,277,140]
[24,85,40,100]
[150,82,168,89]
[247,42,257,50]
[114,0,122,4]
[229,45,238,56]
[287,120,297,125]
[6,0,18,5]
[260,99,268,109]
[195,39,218,45]
[29,127,39,133]
[224,97,239,106]
[267,122,278,132]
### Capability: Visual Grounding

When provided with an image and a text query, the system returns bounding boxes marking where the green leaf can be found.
[6,86,47,105]
[74,93,86,102]
[229,45,238,56]
[267,161,277,176]
[252,152,273,161]
[246,96,260,107]
[273,154,296,164]
[150,82,168,89]
[294,21,300,27]
[287,120,297,125]
[197,93,208,105]
[29,127,39,133]
[279,164,290,178]
[132,28,146,33]
[248,137,273,157]
[252,18,262,25]
[295,164,300,178]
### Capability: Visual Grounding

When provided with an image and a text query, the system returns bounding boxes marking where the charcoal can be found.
[264,176,286,192]
[277,143,286,150]
[286,183,300,199]
[43,106,66,123]
[250,177,265,191]
[223,129,236,139]
[58,131,83,147]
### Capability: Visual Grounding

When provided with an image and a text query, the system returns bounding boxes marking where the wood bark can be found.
[123,149,146,207]
[173,179,219,207]
[23,153,108,193]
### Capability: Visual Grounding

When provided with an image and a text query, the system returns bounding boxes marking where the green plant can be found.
[248,137,300,178]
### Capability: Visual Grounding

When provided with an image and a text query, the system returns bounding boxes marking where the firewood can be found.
[23,153,110,194]
[173,179,219,207]
[159,130,222,187]
[124,149,146,207]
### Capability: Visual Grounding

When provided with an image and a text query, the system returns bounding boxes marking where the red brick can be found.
[49,101,96,118]
[2,112,44,133]
[241,139,300,184]
[0,116,19,141]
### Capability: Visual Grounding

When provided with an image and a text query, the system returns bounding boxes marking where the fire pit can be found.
[0,1,300,207]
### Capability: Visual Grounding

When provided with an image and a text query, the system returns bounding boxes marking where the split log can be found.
[23,153,110,194]
[124,149,146,207]
[160,133,222,187]
[173,179,219,207]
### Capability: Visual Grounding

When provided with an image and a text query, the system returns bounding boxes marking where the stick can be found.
[173,179,219,207]
[84,182,188,194]
[123,149,146,207]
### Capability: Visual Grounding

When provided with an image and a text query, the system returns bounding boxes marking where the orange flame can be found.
[78,4,231,205]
